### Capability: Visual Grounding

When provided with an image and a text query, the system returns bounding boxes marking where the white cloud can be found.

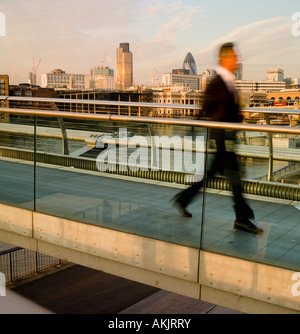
[137,2,202,50]
[185,16,300,80]
[133,1,203,84]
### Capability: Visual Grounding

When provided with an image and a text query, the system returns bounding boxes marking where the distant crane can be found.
[104,51,122,87]
[98,53,105,68]
[135,44,158,85]
[33,57,41,74]
[29,58,41,85]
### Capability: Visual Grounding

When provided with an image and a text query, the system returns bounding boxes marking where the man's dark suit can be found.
[174,74,254,220]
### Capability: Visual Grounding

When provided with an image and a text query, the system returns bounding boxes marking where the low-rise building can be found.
[42,69,88,90]
[151,86,203,119]
[162,73,202,91]
[0,75,9,121]
[9,83,57,111]
[235,80,286,92]
[90,66,115,89]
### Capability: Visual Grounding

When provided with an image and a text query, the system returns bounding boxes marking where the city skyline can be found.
[0,0,299,86]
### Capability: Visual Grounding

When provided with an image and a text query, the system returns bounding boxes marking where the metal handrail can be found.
[1,95,300,115]
[0,96,200,110]
[0,106,300,135]
[1,96,300,183]
[0,97,299,200]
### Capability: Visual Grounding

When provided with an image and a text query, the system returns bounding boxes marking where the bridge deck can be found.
[0,158,300,272]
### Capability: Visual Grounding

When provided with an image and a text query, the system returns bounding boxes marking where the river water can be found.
[0,119,293,180]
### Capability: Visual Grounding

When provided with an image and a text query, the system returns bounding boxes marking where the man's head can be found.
[218,42,238,73]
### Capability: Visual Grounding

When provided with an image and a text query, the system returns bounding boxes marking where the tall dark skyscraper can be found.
[116,43,133,89]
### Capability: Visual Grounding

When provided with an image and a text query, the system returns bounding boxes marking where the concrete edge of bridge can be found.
[0,203,299,314]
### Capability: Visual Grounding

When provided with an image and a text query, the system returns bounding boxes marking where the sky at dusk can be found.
[0,0,299,86]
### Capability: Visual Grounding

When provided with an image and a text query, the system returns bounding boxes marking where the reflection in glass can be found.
[0,112,35,210]
[201,127,300,271]
[35,117,206,248]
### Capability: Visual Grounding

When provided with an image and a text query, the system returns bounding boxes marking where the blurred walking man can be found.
[171,42,263,234]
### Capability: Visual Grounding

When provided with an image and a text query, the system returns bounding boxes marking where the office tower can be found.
[234,63,243,80]
[28,72,36,85]
[266,68,284,82]
[93,75,115,90]
[90,66,115,89]
[200,69,217,91]
[163,53,200,90]
[90,66,114,77]
[162,72,201,90]
[116,43,133,89]
[183,52,197,75]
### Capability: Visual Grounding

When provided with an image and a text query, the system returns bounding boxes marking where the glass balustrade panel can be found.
[201,127,300,272]
[35,113,207,249]
[0,111,35,210]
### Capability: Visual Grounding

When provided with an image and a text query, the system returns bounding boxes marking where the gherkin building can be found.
[183,52,197,75]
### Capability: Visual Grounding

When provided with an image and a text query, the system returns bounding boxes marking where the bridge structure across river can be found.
[0,96,300,314]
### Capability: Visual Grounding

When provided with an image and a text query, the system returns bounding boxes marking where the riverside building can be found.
[42,69,88,90]
[89,66,115,90]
